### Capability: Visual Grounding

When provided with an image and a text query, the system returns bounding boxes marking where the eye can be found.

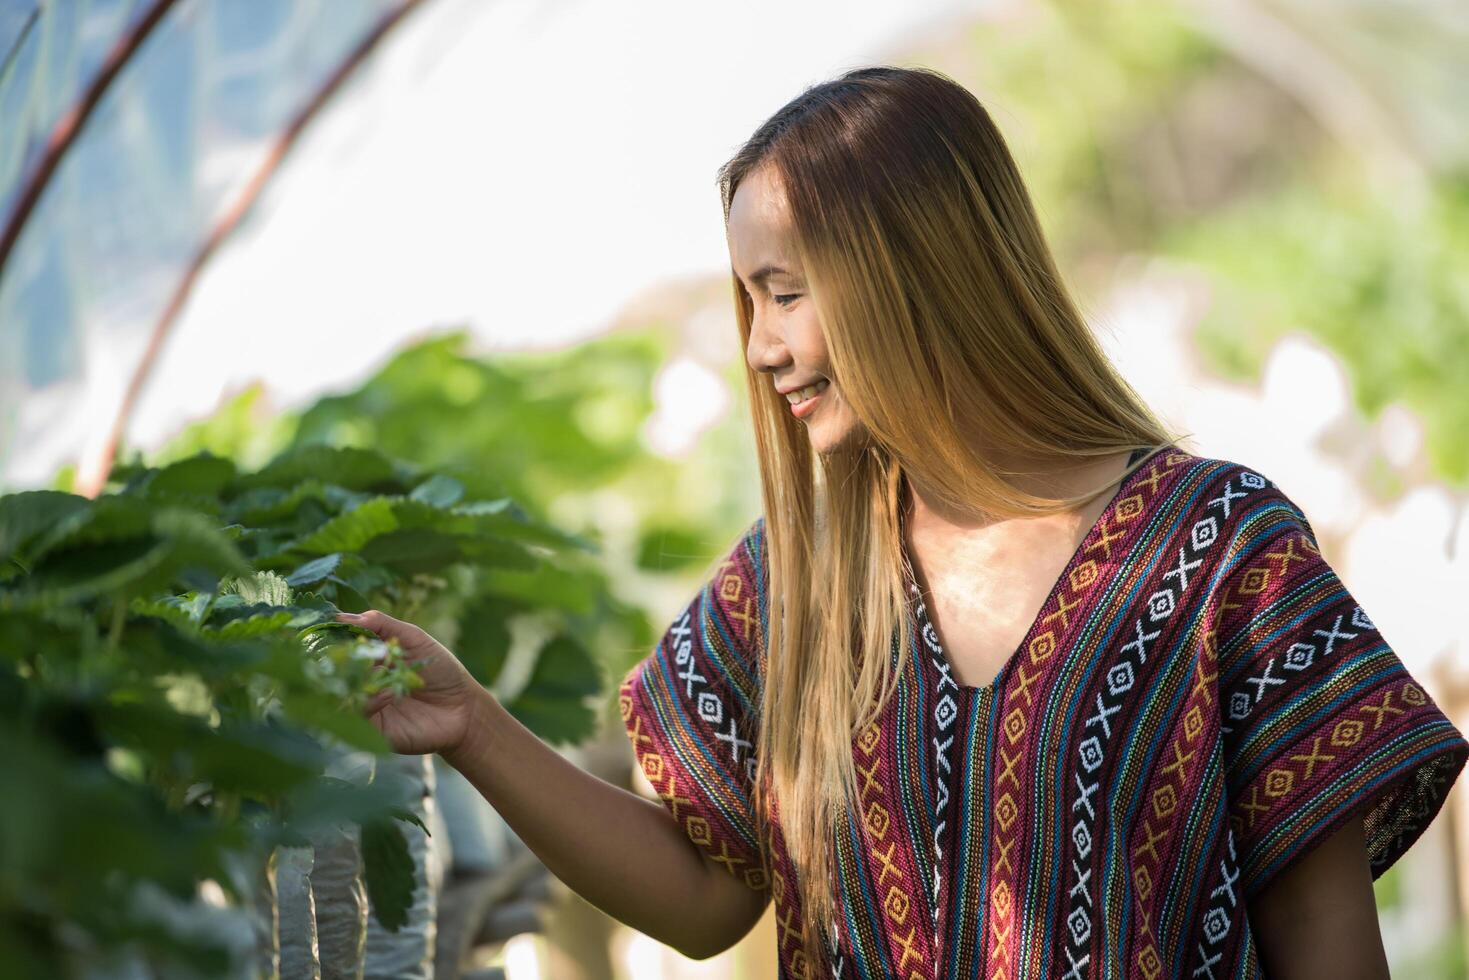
[772,293,801,308]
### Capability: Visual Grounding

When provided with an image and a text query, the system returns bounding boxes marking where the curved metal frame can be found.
[0,0,431,495]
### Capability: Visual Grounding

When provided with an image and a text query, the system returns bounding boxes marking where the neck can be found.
[902,449,1137,538]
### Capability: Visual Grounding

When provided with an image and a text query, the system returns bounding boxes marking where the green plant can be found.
[0,443,609,974]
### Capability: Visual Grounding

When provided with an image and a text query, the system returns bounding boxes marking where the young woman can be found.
[338,67,1467,978]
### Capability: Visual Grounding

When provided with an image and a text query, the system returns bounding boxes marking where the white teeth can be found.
[785,379,830,404]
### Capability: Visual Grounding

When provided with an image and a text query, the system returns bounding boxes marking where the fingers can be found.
[363,689,395,715]
[335,609,429,647]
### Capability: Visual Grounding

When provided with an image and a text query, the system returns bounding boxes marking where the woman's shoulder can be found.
[1142,449,1315,535]
[705,515,768,675]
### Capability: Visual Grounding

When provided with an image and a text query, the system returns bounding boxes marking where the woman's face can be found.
[727,164,863,454]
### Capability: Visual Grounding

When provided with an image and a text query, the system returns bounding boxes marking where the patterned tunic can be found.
[619,449,1469,979]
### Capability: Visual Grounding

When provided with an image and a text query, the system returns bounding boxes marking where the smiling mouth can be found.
[785,378,830,405]
[787,380,829,419]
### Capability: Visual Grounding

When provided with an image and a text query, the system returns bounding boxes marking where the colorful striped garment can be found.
[619,449,1468,978]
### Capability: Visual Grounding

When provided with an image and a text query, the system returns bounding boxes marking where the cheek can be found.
[786,312,830,369]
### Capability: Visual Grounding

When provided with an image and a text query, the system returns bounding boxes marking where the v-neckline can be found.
[902,446,1160,698]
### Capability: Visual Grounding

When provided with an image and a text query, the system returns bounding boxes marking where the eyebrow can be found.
[739,264,802,288]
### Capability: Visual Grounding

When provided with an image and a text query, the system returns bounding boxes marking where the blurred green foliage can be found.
[2,440,596,972]
[940,0,1469,483]
[0,315,768,972]
[148,329,762,685]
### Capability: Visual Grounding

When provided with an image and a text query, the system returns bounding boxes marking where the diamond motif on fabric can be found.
[1283,642,1314,671]
[1072,819,1091,857]
[1203,906,1230,943]
[1079,736,1104,772]
[1004,705,1027,744]
[1264,768,1295,797]
[1070,558,1099,591]
[1191,516,1218,550]
[1107,661,1135,696]
[935,693,958,730]
[1332,718,1364,746]
[1239,567,1270,594]
[1067,906,1091,945]
[1030,631,1057,663]
[1147,588,1176,621]
[996,792,1018,831]
[697,690,723,724]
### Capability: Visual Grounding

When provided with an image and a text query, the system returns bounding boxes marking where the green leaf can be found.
[15,509,247,605]
[206,611,297,639]
[226,481,331,526]
[285,553,342,588]
[277,692,386,753]
[142,454,238,499]
[239,446,399,493]
[0,491,89,564]
[390,806,430,836]
[129,593,213,631]
[26,496,156,562]
[503,634,603,746]
[292,498,398,555]
[453,499,597,553]
[478,561,598,614]
[360,529,464,575]
[408,474,464,508]
[223,571,293,606]
[455,594,517,685]
[361,817,415,932]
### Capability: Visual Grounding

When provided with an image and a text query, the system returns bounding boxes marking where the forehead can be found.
[726,166,799,275]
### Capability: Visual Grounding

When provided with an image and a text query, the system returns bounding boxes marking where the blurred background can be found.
[2,0,1467,976]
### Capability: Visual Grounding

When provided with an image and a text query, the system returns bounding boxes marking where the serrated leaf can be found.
[129,593,213,631]
[285,554,341,588]
[389,806,430,836]
[227,481,331,526]
[361,817,415,933]
[292,498,399,555]
[503,634,603,745]
[224,571,293,606]
[203,610,297,639]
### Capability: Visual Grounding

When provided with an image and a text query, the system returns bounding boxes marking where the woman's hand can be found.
[335,610,479,758]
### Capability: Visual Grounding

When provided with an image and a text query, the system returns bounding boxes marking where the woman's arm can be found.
[1247,813,1391,979]
[340,610,769,960]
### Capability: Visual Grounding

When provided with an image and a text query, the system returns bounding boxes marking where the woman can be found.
[338,67,1467,978]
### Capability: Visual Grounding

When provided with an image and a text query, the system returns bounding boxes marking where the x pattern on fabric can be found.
[620,451,1469,979]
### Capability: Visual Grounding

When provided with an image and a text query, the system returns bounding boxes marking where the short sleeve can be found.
[1211,475,1468,903]
[618,517,771,893]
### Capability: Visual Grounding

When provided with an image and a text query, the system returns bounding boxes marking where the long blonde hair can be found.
[716,66,1179,972]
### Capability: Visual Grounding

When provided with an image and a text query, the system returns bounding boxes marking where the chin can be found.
[808,418,866,457]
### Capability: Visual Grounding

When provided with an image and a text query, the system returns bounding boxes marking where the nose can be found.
[746,307,789,378]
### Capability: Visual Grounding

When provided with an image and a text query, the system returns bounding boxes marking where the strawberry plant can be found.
[0,443,608,975]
